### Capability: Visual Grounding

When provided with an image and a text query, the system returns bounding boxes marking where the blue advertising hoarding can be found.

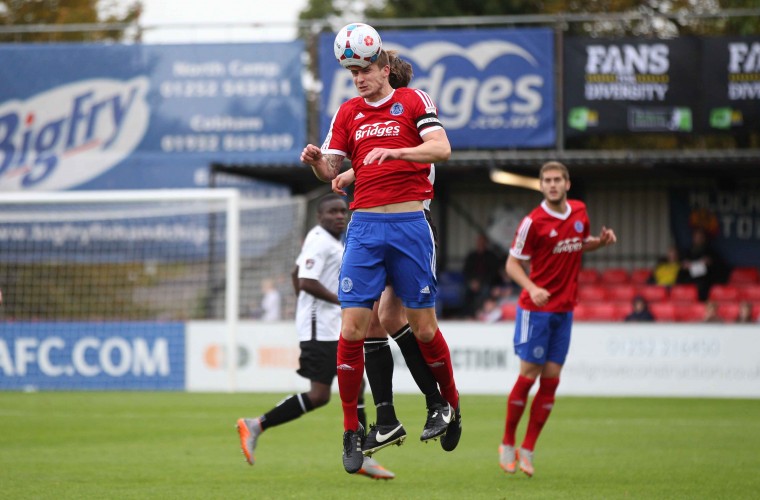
[0,322,185,390]
[319,28,555,149]
[0,43,306,191]
[670,188,760,268]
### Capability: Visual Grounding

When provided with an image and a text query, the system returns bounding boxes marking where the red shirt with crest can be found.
[509,199,591,313]
[321,87,442,209]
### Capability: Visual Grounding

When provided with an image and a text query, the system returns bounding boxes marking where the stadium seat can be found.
[717,302,740,322]
[577,284,608,302]
[573,303,593,321]
[649,301,677,322]
[583,302,622,321]
[675,302,707,322]
[630,268,652,285]
[637,285,669,303]
[578,268,601,285]
[739,285,760,301]
[606,284,637,302]
[601,268,630,285]
[501,302,518,320]
[728,267,760,285]
[708,284,740,303]
[669,284,699,303]
[573,302,623,321]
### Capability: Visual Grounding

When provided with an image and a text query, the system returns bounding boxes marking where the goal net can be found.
[0,189,307,391]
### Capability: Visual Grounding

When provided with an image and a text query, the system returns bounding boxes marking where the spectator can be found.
[680,228,730,301]
[462,233,503,317]
[651,246,686,287]
[259,278,282,321]
[476,297,503,323]
[624,296,655,322]
[703,301,722,323]
[736,301,756,323]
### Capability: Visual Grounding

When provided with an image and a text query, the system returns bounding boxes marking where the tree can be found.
[0,0,142,43]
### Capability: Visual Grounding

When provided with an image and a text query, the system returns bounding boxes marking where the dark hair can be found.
[316,193,344,213]
[386,50,413,89]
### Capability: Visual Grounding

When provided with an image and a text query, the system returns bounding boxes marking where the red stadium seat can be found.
[670,284,699,303]
[675,302,707,322]
[637,285,669,303]
[649,301,677,322]
[729,267,760,285]
[578,268,601,285]
[708,284,740,303]
[601,268,630,285]
[573,303,593,321]
[583,302,622,321]
[630,268,652,285]
[577,284,608,302]
[739,285,760,301]
[606,284,637,302]
[717,303,740,322]
[501,302,518,321]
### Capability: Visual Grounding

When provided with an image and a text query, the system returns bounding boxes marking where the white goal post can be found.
[0,189,307,391]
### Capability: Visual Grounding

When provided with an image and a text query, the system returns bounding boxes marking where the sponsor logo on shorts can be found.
[420,285,430,294]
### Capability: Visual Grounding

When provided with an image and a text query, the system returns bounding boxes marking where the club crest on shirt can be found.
[574,221,584,233]
[305,259,315,269]
[390,102,404,116]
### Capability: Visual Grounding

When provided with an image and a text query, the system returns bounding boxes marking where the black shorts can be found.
[424,209,439,249]
[296,340,338,385]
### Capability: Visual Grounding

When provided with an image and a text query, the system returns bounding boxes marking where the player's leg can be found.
[518,313,571,476]
[363,298,407,455]
[357,376,397,480]
[236,340,336,466]
[338,307,372,473]
[337,212,387,473]
[379,286,448,413]
[386,212,461,448]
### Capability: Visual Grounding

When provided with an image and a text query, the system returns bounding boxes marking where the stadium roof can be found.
[212,148,760,193]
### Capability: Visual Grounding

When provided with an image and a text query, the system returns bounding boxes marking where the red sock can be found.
[417,329,458,408]
[337,336,365,431]
[503,375,535,446]
[521,377,560,451]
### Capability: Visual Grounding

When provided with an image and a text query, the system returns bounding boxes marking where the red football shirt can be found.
[321,87,441,209]
[510,199,591,313]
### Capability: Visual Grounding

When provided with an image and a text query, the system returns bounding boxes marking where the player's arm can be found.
[291,266,300,296]
[332,168,355,196]
[298,277,340,305]
[301,144,345,182]
[583,226,618,253]
[506,254,550,307]
[363,128,451,165]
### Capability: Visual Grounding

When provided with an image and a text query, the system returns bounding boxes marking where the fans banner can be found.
[564,37,700,136]
[669,187,760,268]
[701,36,760,132]
[318,28,556,149]
[0,43,306,191]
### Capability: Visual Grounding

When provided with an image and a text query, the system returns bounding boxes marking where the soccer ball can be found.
[334,23,382,69]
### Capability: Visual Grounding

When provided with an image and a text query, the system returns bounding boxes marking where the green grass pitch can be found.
[1,392,758,499]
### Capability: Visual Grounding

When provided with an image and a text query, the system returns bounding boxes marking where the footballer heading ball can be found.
[334,23,383,69]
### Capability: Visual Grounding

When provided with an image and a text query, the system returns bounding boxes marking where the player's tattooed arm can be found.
[300,144,345,182]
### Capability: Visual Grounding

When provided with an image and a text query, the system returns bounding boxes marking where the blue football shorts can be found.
[513,306,573,365]
[339,211,437,309]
